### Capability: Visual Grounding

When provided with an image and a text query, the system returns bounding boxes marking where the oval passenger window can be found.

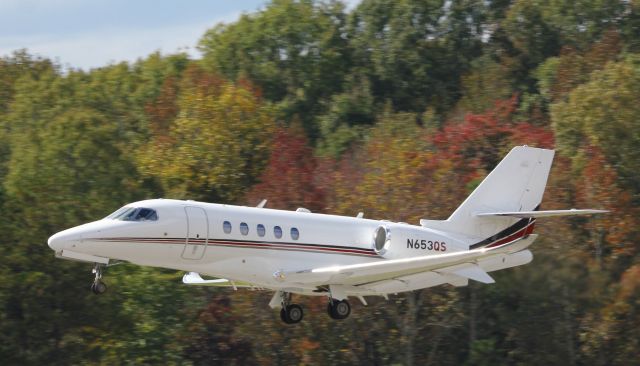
[240,222,249,235]
[257,224,266,237]
[274,226,283,239]
[223,221,232,234]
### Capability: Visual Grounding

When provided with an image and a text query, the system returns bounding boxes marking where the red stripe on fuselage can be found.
[90,237,379,257]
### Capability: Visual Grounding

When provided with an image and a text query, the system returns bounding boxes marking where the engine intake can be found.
[372,225,391,255]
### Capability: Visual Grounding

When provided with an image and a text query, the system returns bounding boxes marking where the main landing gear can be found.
[90,263,107,295]
[281,304,304,324]
[278,292,304,324]
[275,291,353,324]
[327,299,351,320]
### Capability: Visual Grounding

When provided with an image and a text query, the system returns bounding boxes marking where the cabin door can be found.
[182,206,208,260]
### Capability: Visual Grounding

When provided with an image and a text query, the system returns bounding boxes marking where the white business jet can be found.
[48,146,605,324]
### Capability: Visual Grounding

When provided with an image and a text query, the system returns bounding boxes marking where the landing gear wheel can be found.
[90,263,107,295]
[280,304,304,324]
[91,280,107,295]
[328,299,351,320]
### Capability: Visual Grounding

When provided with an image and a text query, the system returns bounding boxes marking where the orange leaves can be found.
[145,76,179,136]
[617,265,640,301]
[575,147,639,259]
[548,30,622,103]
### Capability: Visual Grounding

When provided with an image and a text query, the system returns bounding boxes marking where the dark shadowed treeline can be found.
[1,0,639,364]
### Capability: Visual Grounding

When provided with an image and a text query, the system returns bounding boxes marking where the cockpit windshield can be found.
[106,207,158,221]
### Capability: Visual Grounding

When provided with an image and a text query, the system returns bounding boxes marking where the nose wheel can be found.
[91,280,107,294]
[91,263,107,295]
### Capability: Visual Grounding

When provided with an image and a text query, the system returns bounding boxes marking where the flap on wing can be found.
[280,234,537,286]
[476,209,608,218]
[438,264,495,284]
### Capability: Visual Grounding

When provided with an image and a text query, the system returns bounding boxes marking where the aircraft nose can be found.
[47,230,80,251]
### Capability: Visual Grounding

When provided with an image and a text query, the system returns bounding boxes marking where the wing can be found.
[278,235,538,291]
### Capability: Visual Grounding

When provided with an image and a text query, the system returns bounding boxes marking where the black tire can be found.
[280,304,303,324]
[328,299,351,320]
[92,281,107,295]
[287,304,303,323]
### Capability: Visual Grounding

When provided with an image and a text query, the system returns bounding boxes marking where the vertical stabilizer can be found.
[420,146,554,245]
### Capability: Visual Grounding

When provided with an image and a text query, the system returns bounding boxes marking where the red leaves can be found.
[435,95,554,174]
[246,125,325,211]
[145,76,179,136]
[436,95,552,150]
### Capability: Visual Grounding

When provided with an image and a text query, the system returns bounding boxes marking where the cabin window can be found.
[274,226,283,239]
[291,227,299,240]
[240,222,249,235]
[257,224,266,237]
[223,221,232,234]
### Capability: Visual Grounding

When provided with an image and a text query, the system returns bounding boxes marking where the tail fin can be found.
[421,146,554,246]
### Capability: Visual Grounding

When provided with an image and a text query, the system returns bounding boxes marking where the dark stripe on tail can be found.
[469,205,540,250]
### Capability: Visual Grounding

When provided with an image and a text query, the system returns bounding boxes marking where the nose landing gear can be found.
[90,263,107,295]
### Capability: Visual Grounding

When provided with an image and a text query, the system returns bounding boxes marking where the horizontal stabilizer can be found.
[476,209,608,218]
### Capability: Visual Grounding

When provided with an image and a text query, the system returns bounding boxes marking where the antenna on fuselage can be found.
[256,199,268,208]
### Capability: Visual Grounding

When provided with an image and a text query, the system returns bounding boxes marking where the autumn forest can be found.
[1,0,639,364]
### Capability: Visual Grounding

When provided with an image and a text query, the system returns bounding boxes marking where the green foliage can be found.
[315,76,376,157]
[348,0,483,113]
[458,54,514,114]
[199,0,350,138]
[552,55,640,193]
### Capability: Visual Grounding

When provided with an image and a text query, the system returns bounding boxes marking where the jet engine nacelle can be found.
[371,224,461,259]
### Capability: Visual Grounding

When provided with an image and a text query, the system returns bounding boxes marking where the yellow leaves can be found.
[329,112,464,223]
[138,71,275,202]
